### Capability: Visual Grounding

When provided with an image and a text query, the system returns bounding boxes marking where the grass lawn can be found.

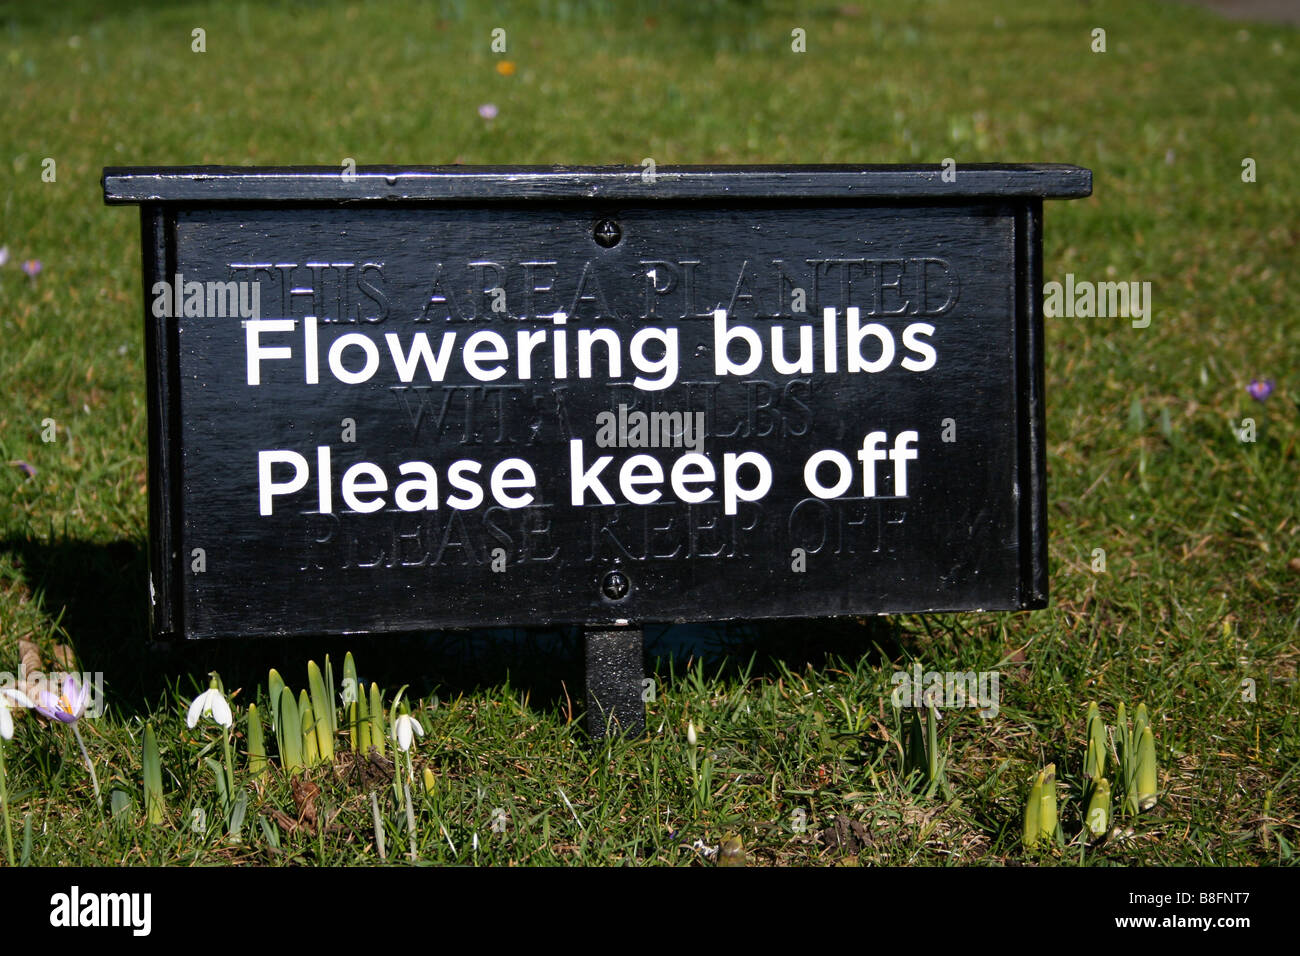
[0,0,1296,866]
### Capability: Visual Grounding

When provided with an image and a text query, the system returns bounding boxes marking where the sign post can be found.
[104,164,1090,735]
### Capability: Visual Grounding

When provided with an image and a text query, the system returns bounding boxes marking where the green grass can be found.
[1,0,1297,865]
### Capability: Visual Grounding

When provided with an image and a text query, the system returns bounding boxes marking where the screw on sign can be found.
[593,219,622,247]
[101,164,1090,738]
[602,570,630,601]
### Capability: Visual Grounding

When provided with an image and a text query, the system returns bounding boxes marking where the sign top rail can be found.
[103,164,1092,204]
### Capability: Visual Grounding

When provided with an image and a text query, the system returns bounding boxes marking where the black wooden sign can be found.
[104,165,1090,642]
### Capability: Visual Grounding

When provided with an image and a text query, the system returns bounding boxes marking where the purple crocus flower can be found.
[478,103,498,120]
[34,675,88,724]
[1247,379,1274,402]
[21,259,42,278]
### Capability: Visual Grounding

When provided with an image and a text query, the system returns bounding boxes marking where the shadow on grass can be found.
[1,533,904,725]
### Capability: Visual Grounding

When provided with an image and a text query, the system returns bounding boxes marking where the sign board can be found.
[104,165,1090,641]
